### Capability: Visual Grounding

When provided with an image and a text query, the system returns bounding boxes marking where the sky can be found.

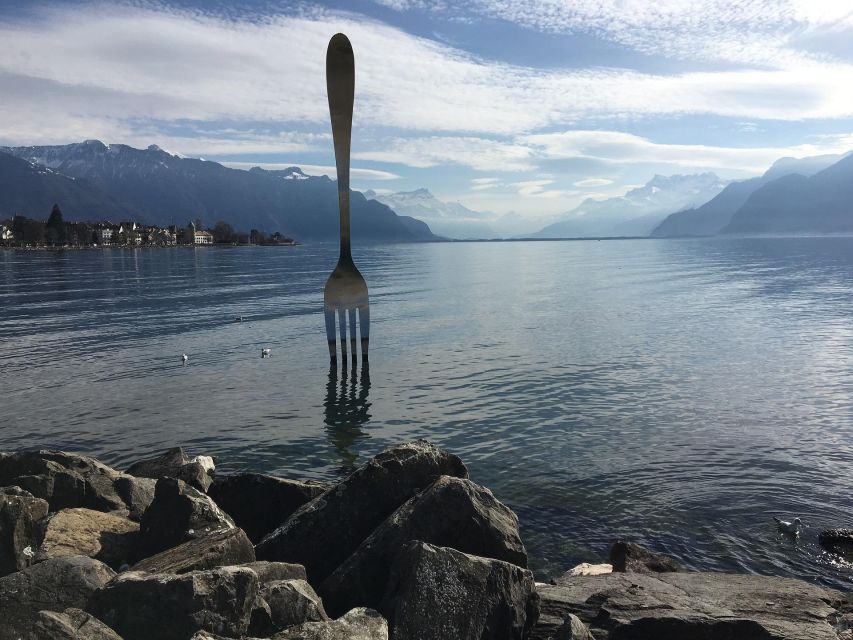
[2,0,853,227]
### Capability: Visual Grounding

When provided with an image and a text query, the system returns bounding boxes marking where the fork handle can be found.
[327,33,354,261]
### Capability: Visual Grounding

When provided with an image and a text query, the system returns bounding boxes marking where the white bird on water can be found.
[261,348,271,358]
[181,353,188,365]
[774,517,803,535]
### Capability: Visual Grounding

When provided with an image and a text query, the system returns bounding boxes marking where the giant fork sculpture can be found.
[324,33,370,364]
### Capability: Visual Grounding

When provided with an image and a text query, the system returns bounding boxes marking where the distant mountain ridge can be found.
[651,153,850,237]
[723,153,853,234]
[0,141,438,242]
[367,188,497,239]
[531,172,727,238]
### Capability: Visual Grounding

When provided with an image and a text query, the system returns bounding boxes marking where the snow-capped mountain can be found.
[0,141,438,241]
[531,173,728,238]
[367,188,497,239]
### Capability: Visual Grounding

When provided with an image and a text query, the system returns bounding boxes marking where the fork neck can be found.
[337,182,352,262]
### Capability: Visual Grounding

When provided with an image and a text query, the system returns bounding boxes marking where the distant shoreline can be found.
[0,243,300,251]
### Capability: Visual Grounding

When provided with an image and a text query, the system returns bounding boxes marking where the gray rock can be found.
[33,607,123,639]
[608,541,685,574]
[0,555,116,640]
[125,447,215,492]
[0,485,49,576]
[381,541,539,640]
[819,528,853,558]
[37,508,139,570]
[262,579,328,630]
[112,476,156,522]
[239,560,307,584]
[256,440,468,584]
[247,593,276,637]
[87,566,258,640]
[0,450,127,512]
[322,475,527,616]
[136,477,235,559]
[209,473,330,543]
[536,571,848,640]
[554,614,595,640]
[131,526,254,574]
[272,607,388,640]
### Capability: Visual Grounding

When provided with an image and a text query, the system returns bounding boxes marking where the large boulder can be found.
[136,477,235,559]
[273,607,388,640]
[87,566,258,640]
[38,508,139,569]
[535,571,848,640]
[209,473,329,543]
[112,476,156,522]
[322,475,527,616]
[0,451,127,512]
[239,560,307,584]
[0,555,115,640]
[256,441,468,583]
[608,541,685,574]
[33,607,123,640]
[131,527,254,574]
[125,447,215,492]
[262,579,328,631]
[554,614,596,640]
[0,485,49,576]
[381,541,539,640]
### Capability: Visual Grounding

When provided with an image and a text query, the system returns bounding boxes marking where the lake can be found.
[1,237,852,588]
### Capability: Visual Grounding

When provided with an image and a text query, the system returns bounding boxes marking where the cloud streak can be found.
[2,1,853,153]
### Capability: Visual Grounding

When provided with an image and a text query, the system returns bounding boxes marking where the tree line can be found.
[1,205,295,247]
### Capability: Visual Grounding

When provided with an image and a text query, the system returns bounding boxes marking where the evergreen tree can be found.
[45,203,66,246]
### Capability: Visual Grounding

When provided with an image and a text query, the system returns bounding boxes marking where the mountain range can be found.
[530,173,728,239]
[366,188,497,239]
[651,153,850,237]
[0,141,438,242]
[2,140,851,242]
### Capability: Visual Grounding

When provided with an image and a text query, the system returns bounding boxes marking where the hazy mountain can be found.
[530,173,726,238]
[0,141,438,242]
[651,153,847,237]
[367,188,497,239]
[723,153,853,234]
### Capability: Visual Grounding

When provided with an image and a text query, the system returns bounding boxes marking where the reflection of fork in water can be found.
[323,362,371,472]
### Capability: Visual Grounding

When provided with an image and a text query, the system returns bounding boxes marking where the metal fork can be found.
[324,33,369,364]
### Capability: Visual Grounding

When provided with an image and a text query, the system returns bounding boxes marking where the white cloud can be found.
[2,1,853,153]
[440,0,853,68]
[353,136,535,171]
[524,130,853,173]
[511,179,578,199]
[223,162,400,181]
[574,178,614,187]
[470,177,501,190]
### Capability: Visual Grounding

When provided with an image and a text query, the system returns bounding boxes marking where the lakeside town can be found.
[0,204,297,248]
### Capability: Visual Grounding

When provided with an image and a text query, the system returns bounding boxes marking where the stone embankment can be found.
[0,442,850,639]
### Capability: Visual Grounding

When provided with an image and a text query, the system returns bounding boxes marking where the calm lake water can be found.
[1,238,852,588]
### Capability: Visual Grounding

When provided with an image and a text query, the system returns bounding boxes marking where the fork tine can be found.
[325,309,337,361]
[348,308,358,363]
[337,308,348,363]
[358,305,370,362]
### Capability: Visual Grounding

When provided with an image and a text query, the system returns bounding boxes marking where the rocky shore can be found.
[0,441,851,639]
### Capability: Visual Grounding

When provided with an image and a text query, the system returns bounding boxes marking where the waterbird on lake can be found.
[261,348,271,358]
[774,517,803,536]
[181,353,188,365]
